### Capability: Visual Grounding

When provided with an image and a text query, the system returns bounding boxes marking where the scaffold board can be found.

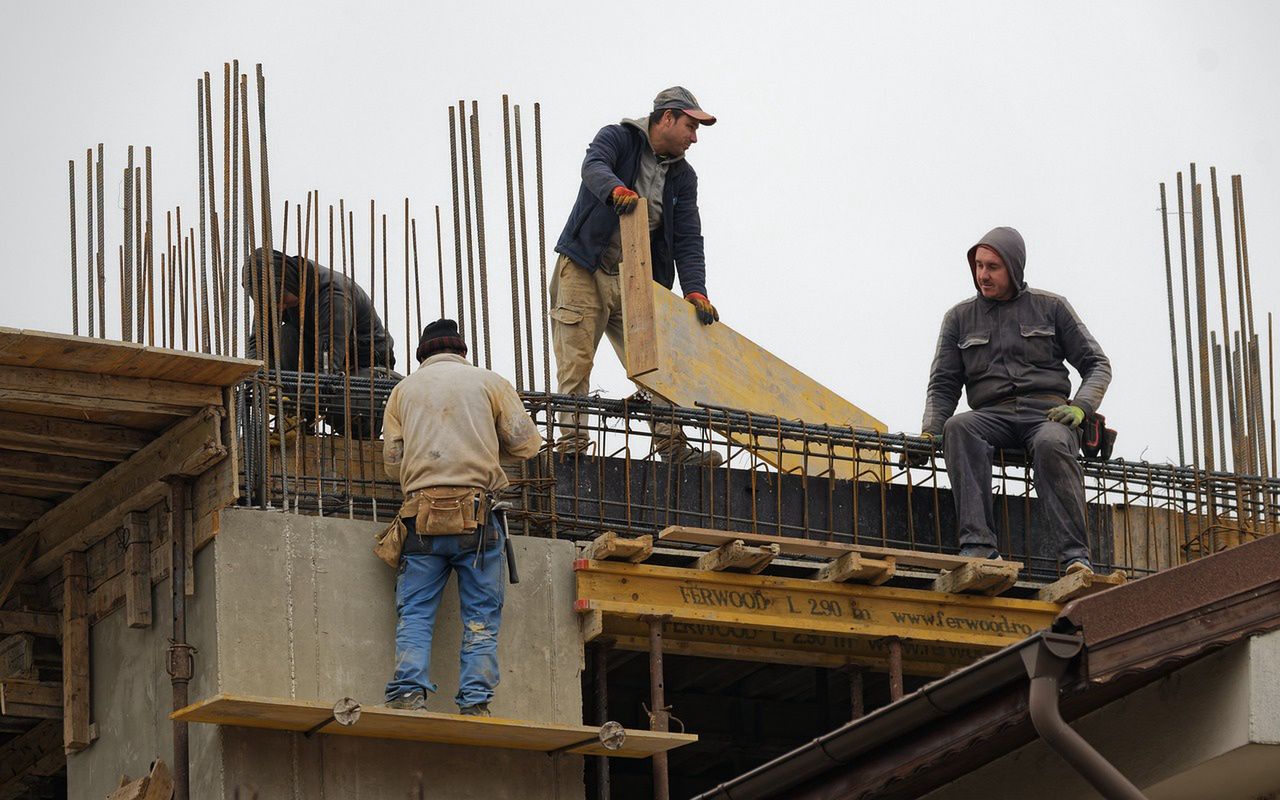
[172,693,696,758]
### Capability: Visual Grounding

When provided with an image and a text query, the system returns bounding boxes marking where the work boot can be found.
[458,702,491,717]
[957,544,1003,561]
[554,432,592,457]
[1064,558,1094,576]
[654,433,723,467]
[385,690,426,711]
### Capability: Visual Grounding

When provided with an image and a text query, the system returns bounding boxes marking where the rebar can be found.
[1209,169,1230,468]
[232,60,241,357]
[535,103,550,393]
[411,216,422,345]
[458,102,479,365]
[1236,176,1268,480]
[1191,178,1214,472]
[96,143,106,338]
[135,166,144,343]
[434,205,445,318]
[1212,333,1227,471]
[515,104,535,391]
[1269,312,1276,480]
[85,148,94,337]
[1159,183,1184,465]
[223,63,233,356]
[502,95,524,389]
[146,147,155,346]
[448,105,466,340]
[1176,172,1199,469]
[68,160,78,335]
[403,198,411,373]
[470,104,492,369]
[124,149,134,341]
[198,79,211,353]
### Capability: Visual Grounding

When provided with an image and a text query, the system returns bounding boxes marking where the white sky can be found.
[2,1,1278,468]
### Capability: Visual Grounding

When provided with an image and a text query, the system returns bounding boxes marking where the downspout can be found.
[1020,635,1147,800]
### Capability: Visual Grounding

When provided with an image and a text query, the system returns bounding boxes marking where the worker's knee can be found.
[1031,423,1076,457]
[943,412,982,439]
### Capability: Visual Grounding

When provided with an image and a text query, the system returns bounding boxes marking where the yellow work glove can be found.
[1047,404,1085,429]
[685,292,718,325]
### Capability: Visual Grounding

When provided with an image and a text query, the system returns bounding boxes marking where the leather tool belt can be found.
[373,486,489,568]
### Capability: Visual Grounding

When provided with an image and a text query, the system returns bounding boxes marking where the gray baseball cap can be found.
[652,86,716,125]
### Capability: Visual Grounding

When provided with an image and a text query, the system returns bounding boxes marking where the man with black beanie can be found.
[381,319,542,716]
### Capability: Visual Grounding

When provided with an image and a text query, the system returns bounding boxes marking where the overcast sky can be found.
[3,1,1277,469]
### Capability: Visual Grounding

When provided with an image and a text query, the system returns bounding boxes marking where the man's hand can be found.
[610,186,639,215]
[1047,404,1086,429]
[901,433,941,468]
[685,292,718,325]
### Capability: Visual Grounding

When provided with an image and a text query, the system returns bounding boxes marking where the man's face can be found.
[973,246,1015,301]
[651,111,700,157]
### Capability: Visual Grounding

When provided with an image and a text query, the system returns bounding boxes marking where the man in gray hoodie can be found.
[918,227,1111,573]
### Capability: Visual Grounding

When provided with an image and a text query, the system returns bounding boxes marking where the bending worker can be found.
[243,247,398,435]
[381,319,542,716]
[917,227,1111,574]
[551,86,721,465]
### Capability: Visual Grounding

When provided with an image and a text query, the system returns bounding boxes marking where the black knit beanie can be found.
[416,319,468,362]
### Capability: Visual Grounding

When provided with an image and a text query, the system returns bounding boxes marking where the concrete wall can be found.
[923,628,1280,800]
[73,508,585,800]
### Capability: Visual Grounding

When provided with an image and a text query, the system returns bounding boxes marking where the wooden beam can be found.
[618,197,661,379]
[0,405,224,585]
[0,635,35,679]
[61,551,91,753]
[660,526,1024,573]
[0,719,63,800]
[0,495,52,526]
[0,449,110,486]
[0,611,58,639]
[0,411,150,461]
[124,511,152,628]
[583,531,653,563]
[106,759,173,800]
[0,679,61,719]
[0,536,35,610]
[695,539,780,574]
[0,364,223,416]
[1036,569,1127,604]
[931,561,1020,597]
[818,551,896,585]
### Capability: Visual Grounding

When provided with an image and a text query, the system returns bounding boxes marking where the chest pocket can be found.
[958,332,992,375]
[1020,324,1056,364]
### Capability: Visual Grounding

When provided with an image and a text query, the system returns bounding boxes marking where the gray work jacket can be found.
[921,288,1112,435]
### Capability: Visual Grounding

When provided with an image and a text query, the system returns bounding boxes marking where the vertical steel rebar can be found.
[96,143,106,337]
[502,95,524,389]
[146,148,155,346]
[198,80,211,352]
[85,149,95,337]
[1236,177,1268,480]
[459,102,479,365]
[1269,312,1276,481]
[124,149,134,341]
[382,211,390,369]
[448,105,466,339]
[433,206,445,318]
[404,198,411,373]
[1212,333,1228,472]
[1191,178,1215,472]
[232,60,241,357]
[257,63,287,508]
[135,167,144,342]
[68,160,78,335]
[224,63,233,356]
[1159,183,1185,465]
[1176,172,1199,469]
[535,103,550,393]
[411,216,423,339]
[514,104,535,391]
[470,104,492,369]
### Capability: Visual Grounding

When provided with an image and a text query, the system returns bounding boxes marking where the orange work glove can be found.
[685,292,718,325]
[610,186,639,215]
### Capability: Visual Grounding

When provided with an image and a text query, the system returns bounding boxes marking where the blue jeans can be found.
[384,514,506,708]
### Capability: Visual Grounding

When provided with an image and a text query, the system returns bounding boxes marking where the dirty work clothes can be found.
[921,227,1111,436]
[385,515,507,709]
[549,254,681,446]
[382,353,543,494]
[555,122,707,297]
[943,397,1090,564]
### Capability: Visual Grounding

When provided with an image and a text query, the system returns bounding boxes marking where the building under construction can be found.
[1,62,1278,800]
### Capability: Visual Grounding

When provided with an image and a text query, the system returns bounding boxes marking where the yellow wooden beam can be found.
[172,693,696,758]
[575,559,1058,651]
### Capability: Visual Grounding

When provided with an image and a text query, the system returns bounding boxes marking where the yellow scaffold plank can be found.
[618,199,887,480]
[574,559,1058,654]
[171,693,695,758]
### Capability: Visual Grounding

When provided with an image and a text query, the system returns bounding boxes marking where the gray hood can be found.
[967,226,1026,300]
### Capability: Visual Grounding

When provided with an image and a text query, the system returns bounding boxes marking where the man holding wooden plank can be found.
[551,86,721,465]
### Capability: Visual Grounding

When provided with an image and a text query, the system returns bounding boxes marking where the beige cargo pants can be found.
[549,254,683,454]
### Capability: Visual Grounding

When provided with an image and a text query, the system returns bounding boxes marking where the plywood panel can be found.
[172,693,696,758]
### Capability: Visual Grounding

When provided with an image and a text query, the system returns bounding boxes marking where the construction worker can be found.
[381,319,542,716]
[916,227,1111,574]
[551,86,721,465]
[243,247,398,436]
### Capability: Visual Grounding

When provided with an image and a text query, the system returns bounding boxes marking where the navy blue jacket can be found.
[554,124,707,297]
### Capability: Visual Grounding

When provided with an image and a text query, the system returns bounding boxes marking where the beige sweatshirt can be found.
[382,353,543,493]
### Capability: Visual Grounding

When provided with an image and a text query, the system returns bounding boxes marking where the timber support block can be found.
[584,531,653,563]
[696,540,780,574]
[61,551,91,753]
[931,560,1020,596]
[1036,569,1127,604]
[124,510,152,629]
[0,679,61,719]
[818,552,895,585]
[105,758,173,800]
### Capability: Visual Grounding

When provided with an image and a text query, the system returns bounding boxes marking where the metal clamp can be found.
[166,640,197,681]
[304,697,362,738]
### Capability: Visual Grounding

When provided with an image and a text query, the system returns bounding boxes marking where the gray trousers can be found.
[942,396,1090,564]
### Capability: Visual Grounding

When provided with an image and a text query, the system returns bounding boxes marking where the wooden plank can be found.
[124,511,152,628]
[0,536,36,609]
[618,198,660,378]
[931,561,1021,596]
[62,551,91,752]
[0,411,150,461]
[659,526,1025,573]
[0,680,61,719]
[0,611,58,639]
[105,759,172,800]
[0,449,111,485]
[0,635,35,679]
[583,531,653,563]
[575,559,1058,651]
[0,364,223,415]
[1036,569,1127,604]
[0,495,53,527]
[172,693,697,758]
[818,551,896,585]
[0,406,224,583]
[0,719,63,800]
[695,539,779,574]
